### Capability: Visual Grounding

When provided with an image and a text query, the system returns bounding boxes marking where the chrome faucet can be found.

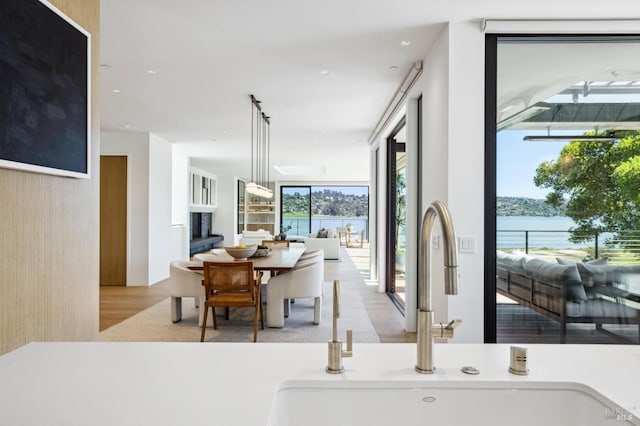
[326,280,353,374]
[416,200,462,374]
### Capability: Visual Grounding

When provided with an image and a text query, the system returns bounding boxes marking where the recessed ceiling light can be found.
[320,70,329,75]
[112,89,121,93]
[147,69,158,74]
[389,65,399,71]
[100,63,111,68]
[401,40,411,46]
[123,124,131,129]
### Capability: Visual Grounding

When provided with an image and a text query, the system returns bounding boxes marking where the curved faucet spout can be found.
[418,200,459,312]
[416,200,461,374]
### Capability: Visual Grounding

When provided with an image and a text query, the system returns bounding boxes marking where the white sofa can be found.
[266,252,324,328]
[239,229,273,246]
[304,230,340,260]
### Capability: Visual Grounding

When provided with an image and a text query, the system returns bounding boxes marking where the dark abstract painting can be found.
[0,0,90,178]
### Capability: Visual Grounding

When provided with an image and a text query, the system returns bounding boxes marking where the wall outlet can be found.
[432,235,440,249]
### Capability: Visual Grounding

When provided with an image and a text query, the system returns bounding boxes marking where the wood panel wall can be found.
[0,0,100,355]
[100,156,127,286]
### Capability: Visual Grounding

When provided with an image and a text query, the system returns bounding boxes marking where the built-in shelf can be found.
[247,200,275,233]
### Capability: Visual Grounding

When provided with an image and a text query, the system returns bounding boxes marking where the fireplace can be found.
[190,212,223,255]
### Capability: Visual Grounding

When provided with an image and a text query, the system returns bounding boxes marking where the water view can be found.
[497,215,603,250]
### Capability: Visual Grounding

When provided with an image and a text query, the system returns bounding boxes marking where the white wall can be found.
[371,22,486,341]
[416,25,450,327]
[212,175,236,246]
[445,22,486,342]
[101,131,150,285]
[148,134,176,284]
[171,148,190,260]
[102,131,179,286]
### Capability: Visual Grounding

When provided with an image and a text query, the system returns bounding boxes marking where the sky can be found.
[496,130,568,199]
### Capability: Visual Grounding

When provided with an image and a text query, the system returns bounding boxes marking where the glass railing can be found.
[282,216,369,239]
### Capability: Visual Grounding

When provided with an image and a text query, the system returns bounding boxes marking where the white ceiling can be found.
[99,0,640,182]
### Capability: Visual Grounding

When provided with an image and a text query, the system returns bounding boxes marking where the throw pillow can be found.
[316,228,328,238]
[575,263,619,288]
[531,262,587,303]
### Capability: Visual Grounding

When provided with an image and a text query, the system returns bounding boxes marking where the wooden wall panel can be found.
[0,0,100,355]
[100,156,127,285]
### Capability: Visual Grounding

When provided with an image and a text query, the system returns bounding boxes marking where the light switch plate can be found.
[432,235,440,249]
[458,237,475,253]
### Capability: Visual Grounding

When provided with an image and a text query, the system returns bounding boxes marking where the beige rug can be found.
[100,276,379,343]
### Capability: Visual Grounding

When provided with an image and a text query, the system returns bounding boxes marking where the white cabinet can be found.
[190,168,217,211]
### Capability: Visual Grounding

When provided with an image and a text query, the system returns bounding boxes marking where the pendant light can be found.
[246,94,273,199]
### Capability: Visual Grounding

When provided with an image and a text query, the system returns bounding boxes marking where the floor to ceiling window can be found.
[280,185,369,240]
[280,186,311,237]
[386,118,407,311]
[486,35,640,344]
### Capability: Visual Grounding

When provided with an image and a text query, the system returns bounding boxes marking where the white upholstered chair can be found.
[168,260,207,326]
[266,254,324,328]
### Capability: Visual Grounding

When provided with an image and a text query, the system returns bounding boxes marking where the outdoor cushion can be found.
[576,263,619,287]
[496,250,524,270]
[316,228,328,238]
[519,257,587,303]
[565,299,639,319]
[556,257,608,266]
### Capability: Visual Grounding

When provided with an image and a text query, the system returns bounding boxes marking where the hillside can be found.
[497,196,566,217]
[282,189,368,217]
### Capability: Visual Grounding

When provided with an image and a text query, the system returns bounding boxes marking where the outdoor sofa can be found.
[496,250,640,343]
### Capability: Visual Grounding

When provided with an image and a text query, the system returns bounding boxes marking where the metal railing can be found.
[497,229,640,263]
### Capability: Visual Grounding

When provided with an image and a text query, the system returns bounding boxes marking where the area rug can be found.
[100,277,380,343]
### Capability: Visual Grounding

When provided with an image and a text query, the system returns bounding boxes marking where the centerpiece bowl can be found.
[224,245,257,260]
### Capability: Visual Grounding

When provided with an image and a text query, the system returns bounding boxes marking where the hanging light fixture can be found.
[246,94,273,199]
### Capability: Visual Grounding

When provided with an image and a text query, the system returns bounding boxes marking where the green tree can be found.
[396,170,406,250]
[534,131,640,238]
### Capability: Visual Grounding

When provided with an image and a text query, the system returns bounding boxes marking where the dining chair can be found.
[263,239,290,248]
[267,256,324,328]
[336,227,349,246]
[200,261,264,342]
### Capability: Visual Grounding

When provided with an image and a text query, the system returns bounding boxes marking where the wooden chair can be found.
[200,261,264,342]
[336,227,349,246]
[263,239,290,248]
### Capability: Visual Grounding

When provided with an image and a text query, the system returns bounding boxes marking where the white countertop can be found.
[0,342,638,425]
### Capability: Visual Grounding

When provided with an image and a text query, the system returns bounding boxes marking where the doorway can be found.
[386,118,407,311]
[100,155,127,286]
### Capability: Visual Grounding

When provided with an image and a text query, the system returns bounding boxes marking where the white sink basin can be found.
[267,380,637,426]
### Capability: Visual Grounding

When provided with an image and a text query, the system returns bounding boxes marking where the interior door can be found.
[100,155,127,286]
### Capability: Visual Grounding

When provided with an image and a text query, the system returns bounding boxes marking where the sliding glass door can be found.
[280,185,369,240]
[386,118,407,311]
[486,34,640,344]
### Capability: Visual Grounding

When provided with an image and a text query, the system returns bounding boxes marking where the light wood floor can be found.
[99,245,416,343]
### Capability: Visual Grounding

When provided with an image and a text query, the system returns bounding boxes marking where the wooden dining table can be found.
[188,246,306,274]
